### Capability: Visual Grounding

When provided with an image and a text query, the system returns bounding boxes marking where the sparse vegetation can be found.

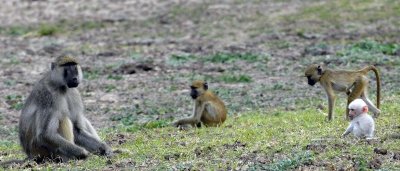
[217,73,253,83]
[1,0,400,170]
[2,95,400,170]
[1,26,32,36]
[38,24,60,36]
[167,54,196,66]
[167,52,266,66]
[84,69,101,80]
[204,52,266,63]
[250,151,314,171]
[0,20,107,37]
[107,74,123,81]
[336,40,400,66]
[5,94,24,110]
[105,84,117,92]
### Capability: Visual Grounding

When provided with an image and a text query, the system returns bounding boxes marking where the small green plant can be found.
[8,57,21,65]
[110,106,142,126]
[38,24,60,36]
[335,40,400,66]
[250,151,314,171]
[5,94,24,110]
[204,52,263,63]
[111,112,137,126]
[272,83,292,91]
[4,80,17,86]
[352,157,369,170]
[6,26,32,36]
[130,52,143,60]
[143,119,170,129]
[84,69,100,80]
[0,140,15,146]
[107,74,123,81]
[167,54,196,66]
[125,125,142,133]
[80,43,97,55]
[217,74,252,83]
[351,40,399,55]
[105,84,117,92]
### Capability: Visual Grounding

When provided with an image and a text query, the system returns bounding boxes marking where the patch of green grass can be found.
[110,108,137,126]
[4,79,17,87]
[129,52,143,60]
[351,40,399,55]
[84,69,101,80]
[251,151,314,170]
[167,54,197,66]
[80,43,98,55]
[105,84,117,92]
[143,120,170,129]
[302,40,400,67]
[280,0,400,32]
[111,113,170,131]
[1,95,400,170]
[204,52,266,63]
[0,126,20,140]
[216,74,252,83]
[270,83,292,91]
[107,74,123,81]
[337,40,400,65]
[267,40,292,49]
[0,20,107,37]
[110,106,174,128]
[168,3,208,23]
[5,94,24,110]
[167,52,268,66]
[1,26,33,36]
[0,140,16,147]
[7,56,21,65]
[38,24,61,36]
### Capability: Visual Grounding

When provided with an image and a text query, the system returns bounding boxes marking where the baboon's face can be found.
[63,64,82,88]
[190,86,199,99]
[190,80,208,99]
[306,75,317,86]
[348,99,368,120]
[304,65,322,86]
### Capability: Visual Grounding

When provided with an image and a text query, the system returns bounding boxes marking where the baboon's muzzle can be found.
[307,78,316,86]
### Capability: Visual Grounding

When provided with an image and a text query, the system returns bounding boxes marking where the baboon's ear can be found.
[203,82,208,90]
[51,62,56,70]
[317,65,323,75]
[362,106,369,113]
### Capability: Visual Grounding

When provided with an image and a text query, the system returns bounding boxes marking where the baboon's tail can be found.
[364,65,381,108]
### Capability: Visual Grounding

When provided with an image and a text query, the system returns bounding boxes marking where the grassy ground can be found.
[1,0,400,170]
[1,95,399,170]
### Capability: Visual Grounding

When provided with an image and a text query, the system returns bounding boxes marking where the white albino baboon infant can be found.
[342,99,375,138]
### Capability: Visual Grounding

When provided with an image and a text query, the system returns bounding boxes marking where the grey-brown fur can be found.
[19,56,112,162]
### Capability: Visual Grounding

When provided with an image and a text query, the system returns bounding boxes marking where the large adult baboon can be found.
[18,55,112,163]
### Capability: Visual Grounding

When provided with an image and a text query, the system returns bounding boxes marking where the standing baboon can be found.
[304,64,381,120]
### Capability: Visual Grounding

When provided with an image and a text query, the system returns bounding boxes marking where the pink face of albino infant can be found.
[348,99,369,120]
